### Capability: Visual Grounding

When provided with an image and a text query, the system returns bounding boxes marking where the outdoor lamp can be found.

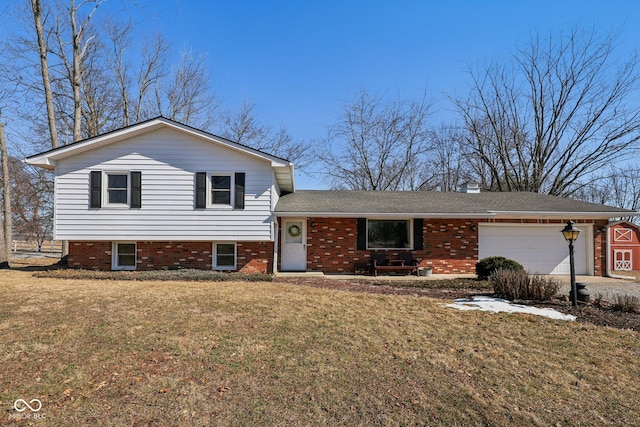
[561,220,580,307]
[561,220,580,243]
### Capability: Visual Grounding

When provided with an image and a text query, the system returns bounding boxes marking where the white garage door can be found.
[478,224,591,275]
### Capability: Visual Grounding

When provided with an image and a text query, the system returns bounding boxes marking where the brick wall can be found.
[281,217,609,276]
[237,242,274,274]
[296,217,479,274]
[69,241,112,270]
[68,241,274,273]
[592,219,608,276]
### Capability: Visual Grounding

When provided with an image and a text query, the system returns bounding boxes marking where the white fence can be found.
[12,240,62,253]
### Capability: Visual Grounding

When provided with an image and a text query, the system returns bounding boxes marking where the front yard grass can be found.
[1,266,639,425]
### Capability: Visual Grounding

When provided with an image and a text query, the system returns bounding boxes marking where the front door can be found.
[281,219,306,271]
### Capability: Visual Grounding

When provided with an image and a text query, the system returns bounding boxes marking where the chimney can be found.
[459,182,480,193]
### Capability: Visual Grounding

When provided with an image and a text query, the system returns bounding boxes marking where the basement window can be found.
[112,242,136,270]
[214,243,236,270]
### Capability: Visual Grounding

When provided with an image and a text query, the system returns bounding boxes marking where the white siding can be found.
[54,128,277,241]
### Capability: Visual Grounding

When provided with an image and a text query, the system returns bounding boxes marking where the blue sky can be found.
[114,0,640,138]
[6,0,640,188]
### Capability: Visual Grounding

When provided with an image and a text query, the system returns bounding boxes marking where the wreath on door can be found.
[288,224,302,237]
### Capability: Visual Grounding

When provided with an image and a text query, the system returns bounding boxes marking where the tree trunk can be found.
[31,0,59,149]
[70,0,83,143]
[0,122,11,268]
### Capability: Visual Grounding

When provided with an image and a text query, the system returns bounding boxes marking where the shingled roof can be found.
[275,190,635,218]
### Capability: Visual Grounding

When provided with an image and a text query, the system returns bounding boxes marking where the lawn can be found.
[2,264,640,426]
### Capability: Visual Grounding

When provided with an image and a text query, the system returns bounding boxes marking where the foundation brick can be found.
[68,241,274,273]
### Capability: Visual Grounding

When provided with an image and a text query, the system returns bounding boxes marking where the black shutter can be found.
[234,172,245,209]
[413,218,423,250]
[130,171,142,208]
[357,218,367,250]
[195,172,207,208]
[90,171,102,208]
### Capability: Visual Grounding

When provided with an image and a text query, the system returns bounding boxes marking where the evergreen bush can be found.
[476,256,524,279]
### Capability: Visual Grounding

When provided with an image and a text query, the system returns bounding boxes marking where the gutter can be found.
[275,211,640,219]
[605,222,635,280]
[488,210,640,219]
[275,212,495,219]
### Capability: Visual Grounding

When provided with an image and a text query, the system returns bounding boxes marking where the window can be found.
[112,242,136,270]
[107,173,128,204]
[195,172,245,209]
[90,171,141,209]
[211,175,231,205]
[367,219,411,249]
[214,243,236,270]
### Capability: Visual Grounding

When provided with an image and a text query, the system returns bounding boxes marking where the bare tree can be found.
[220,101,310,167]
[69,0,104,141]
[160,48,218,129]
[17,0,213,142]
[104,19,170,126]
[573,165,640,222]
[418,124,474,191]
[455,28,640,196]
[318,90,433,190]
[10,157,54,248]
[134,35,169,123]
[30,0,59,149]
[104,18,132,126]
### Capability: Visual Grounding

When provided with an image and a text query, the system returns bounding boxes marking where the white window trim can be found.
[213,242,237,270]
[112,242,137,271]
[104,171,131,208]
[208,172,234,208]
[366,219,413,250]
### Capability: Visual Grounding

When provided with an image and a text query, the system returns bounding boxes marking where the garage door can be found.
[478,224,590,275]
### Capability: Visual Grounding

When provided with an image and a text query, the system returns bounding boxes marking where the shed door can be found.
[478,224,590,275]
[614,250,632,271]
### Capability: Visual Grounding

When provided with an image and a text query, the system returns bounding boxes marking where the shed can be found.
[609,221,640,271]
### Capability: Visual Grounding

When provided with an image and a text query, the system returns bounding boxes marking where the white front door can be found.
[281,219,307,271]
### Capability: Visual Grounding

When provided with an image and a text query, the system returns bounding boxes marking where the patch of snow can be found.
[445,296,576,321]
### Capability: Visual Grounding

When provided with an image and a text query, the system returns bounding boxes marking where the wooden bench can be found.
[371,252,419,276]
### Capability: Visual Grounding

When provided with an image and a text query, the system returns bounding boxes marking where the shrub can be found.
[476,256,524,279]
[592,293,605,308]
[491,269,560,301]
[34,269,274,282]
[612,294,640,313]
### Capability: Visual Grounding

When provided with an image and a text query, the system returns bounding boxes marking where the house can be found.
[26,117,293,273]
[25,117,636,276]
[608,221,640,271]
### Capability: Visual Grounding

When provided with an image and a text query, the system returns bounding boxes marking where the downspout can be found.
[605,222,634,279]
[273,218,279,275]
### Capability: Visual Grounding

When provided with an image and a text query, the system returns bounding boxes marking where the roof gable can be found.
[609,220,640,230]
[25,117,295,192]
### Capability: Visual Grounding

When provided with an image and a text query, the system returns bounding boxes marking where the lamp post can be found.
[561,220,581,307]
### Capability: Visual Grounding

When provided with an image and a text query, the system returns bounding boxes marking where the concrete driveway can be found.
[555,275,640,302]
